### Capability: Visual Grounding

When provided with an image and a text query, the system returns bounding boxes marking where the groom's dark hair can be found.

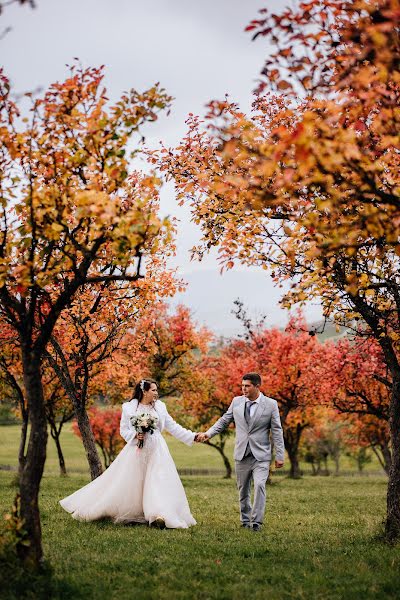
[242,372,262,386]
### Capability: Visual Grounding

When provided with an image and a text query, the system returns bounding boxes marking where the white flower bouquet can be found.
[130,413,159,448]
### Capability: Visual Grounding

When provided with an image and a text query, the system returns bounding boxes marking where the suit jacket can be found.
[120,399,195,446]
[206,393,285,462]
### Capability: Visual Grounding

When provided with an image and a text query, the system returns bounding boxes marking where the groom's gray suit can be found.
[206,393,285,527]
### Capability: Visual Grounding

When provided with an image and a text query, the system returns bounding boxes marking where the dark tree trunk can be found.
[75,407,103,480]
[287,448,301,478]
[98,443,110,469]
[333,452,340,475]
[386,374,400,542]
[371,443,391,476]
[284,425,303,479]
[18,408,29,481]
[357,450,365,473]
[219,448,232,479]
[18,352,47,569]
[381,443,392,476]
[44,348,103,480]
[207,437,232,479]
[322,454,329,474]
[50,426,67,476]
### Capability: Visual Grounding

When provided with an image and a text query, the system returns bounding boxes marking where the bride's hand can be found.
[137,433,145,441]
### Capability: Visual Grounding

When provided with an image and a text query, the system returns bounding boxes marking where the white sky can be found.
[2,0,322,335]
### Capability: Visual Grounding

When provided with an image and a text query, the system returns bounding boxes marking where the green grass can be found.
[0,472,399,599]
[0,424,235,474]
[0,423,384,476]
[0,424,397,599]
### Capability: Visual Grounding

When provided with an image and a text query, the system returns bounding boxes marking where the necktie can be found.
[245,400,252,424]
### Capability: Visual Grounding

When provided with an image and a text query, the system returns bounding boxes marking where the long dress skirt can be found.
[59,431,196,529]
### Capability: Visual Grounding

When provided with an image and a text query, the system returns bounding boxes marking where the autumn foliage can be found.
[0,63,176,566]
[73,407,124,469]
[159,0,400,541]
[137,303,212,398]
[322,336,392,472]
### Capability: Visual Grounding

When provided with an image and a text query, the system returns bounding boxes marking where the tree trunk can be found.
[284,426,302,479]
[50,427,67,476]
[357,450,364,473]
[371,443,391,476]
[287,448,301,478]
[18,408,29,481]
[18,352,47,569]
[75,407,103,480]
[219,448,232,479]
[333,452,340,475]
[386,374,400,542]
[381,442,392,476]
[207,438,232,478]
[323,454,329,472]
[44,347,103,480]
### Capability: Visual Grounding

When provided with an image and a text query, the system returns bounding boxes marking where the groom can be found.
[198,372,285,532]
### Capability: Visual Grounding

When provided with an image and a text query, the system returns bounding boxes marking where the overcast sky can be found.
[2,0,322,335]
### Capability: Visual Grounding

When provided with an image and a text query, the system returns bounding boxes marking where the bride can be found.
[60,379,197,529]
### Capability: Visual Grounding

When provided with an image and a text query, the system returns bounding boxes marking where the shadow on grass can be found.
[0,555,80,600]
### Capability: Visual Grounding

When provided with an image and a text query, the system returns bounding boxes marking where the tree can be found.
[233,307,322,478]
[43,373,74,477]
[137,303,211,398]
[323,336,392,473]
[0,0,34,18]
[159,0,400,541]
[183,310,323,479]
[0,319,74,478]
[0,63,173,567]
[301,409,350,476]
[72,406,124,469]
[0,322,27,479]
[345,415,386,473]
[256,318,323,478]
[45,260,175,480]
[130,304,233,473]
[182,343,253,479]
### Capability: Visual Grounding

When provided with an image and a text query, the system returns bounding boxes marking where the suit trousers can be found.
[235,455,270,526]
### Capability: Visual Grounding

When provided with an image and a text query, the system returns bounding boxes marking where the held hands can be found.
[194,432,209,443]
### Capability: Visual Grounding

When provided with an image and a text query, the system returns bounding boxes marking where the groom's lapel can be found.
[237,396,247,428]
[248,395,267,432]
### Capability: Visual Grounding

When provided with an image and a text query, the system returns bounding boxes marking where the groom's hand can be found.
[275,460,284,469]
[195,433,209,443]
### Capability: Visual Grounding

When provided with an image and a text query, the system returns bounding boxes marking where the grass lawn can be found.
[0,423,385,476]
[0,472,399,599]
[0,424,236,474]
[0,424,397,599]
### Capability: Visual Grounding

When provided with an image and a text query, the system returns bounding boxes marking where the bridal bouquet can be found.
[130,413,159,448]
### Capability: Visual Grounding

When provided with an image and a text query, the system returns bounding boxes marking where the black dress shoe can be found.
[151,517,166,529]
[241,523,251,529]
[252,524,262,532]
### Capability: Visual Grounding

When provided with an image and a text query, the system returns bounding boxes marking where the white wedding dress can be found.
[60,400,196,529]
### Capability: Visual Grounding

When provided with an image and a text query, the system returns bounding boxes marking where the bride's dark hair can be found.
[133,379,157,403]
